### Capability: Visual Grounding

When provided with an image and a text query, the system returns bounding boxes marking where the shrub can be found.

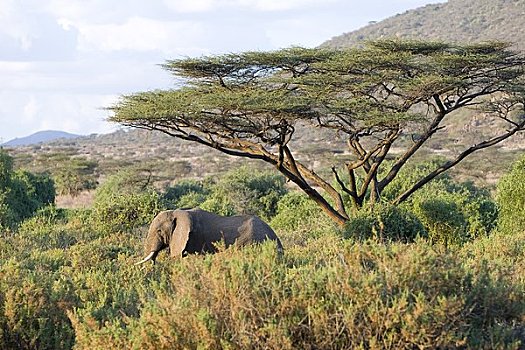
[0,150,55,229]
[270,191,323,231]
[344,203,427,242]
[163,179,210,209]
[271,191,334,245]
[53,157,98,197]
[91,171,164,233]
[383,159,497,242]
[17,207,78,251]
[496,155,525,234]
[71,238,525,349]
[0,263,76,350]
[200,166,287,221]
[411,197,466,245]
[1,211,525,349]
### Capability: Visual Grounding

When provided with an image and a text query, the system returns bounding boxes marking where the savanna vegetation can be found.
[1,39,525,349]
[1,145,525,349]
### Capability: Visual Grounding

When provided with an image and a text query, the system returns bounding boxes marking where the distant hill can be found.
[322,0,525,50]
[2,130,80,147]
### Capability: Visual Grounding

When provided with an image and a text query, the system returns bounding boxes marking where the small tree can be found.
[0,149,55,228]
[496,155,525,234]
[110,40,525,226]
[53,158,98,197]
[91,170,163,233]
[200,166,287,221]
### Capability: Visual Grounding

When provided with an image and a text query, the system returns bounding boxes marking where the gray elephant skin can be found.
[136,208,283,264]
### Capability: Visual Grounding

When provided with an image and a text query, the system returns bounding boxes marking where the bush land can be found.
[0,155,524,348]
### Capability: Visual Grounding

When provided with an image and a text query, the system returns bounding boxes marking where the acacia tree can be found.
[110,40,525,226]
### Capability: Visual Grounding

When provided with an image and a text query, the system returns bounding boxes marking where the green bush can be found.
[71,238,525,349]
[163,179,210,209]
[496,155,525,234]
[53,157,98,197]
[0,262,76,350]
[1,208,525,349]
[91,171,164,233]
[17,207,78,251]
[200,166,287,221]
[344,203,427,242]
[0,150,55,229]
[270,191,323,230]
[271,191,334,245]
[383,159,497,243]
[2,156,525,349]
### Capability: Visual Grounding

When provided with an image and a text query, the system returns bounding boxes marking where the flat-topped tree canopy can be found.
[110,40,525,227]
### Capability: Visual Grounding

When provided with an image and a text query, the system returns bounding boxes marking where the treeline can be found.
[0,149,525,348]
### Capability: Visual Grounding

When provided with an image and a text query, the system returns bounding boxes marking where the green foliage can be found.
[71,234,525,349]
[0,149,55,229]
[271,191,323,231]
[411,198,466,246]
[91,170,164,233]
[270,191,334,244]
[0,210,148,350]
[53,158,98,197]
[163,179,210,209]
[10,170,56,221]
[383,159,498,244]
[200,166,287,221]
[496,155,525,234]
[344,203,426,243]
[0,263,76,350]
[1,202,525,348]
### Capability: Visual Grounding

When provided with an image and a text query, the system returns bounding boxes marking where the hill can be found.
[2,130,80,147]
[323,0,525,50]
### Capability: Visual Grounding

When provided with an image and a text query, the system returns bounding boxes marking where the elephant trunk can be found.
[134,251,158,265]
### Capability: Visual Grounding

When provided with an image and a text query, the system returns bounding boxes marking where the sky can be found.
[0,0,445,142]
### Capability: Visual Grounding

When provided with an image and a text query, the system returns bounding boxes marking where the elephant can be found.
[135,208,283,264]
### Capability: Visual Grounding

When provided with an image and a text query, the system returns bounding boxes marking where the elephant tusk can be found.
[134,251,157,265]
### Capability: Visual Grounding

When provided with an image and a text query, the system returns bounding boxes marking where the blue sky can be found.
[0,0,445,142]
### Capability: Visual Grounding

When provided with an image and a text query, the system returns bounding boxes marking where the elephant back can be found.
[187,208,283,253]
[235,215,283,253]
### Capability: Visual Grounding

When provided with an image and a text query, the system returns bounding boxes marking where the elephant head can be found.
[135,210,194,265]
[135,208,283,265]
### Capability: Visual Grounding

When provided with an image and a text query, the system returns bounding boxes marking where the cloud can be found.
[0,0,37,51]
[0,0,78,61]
[163,0,338,13]
[0,91,117,141]
[73,16,207,55]
[236,0,338,12]
[22,96,39,122]
[163,0,215,13]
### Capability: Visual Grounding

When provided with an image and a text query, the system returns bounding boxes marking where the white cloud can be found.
[0,0,36,50]
[163,0,216,13]
[22,96,39,122]
[236,0,338,11]
[0,91,117,140]
[67,16,207,56]
[162,0,338,13]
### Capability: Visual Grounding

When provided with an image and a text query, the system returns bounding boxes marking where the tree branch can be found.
[393,119,525,205]
[378,101,447,192]
[284,146,349,220]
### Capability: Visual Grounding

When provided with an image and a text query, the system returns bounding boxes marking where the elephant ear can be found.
[169,210,193,258]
